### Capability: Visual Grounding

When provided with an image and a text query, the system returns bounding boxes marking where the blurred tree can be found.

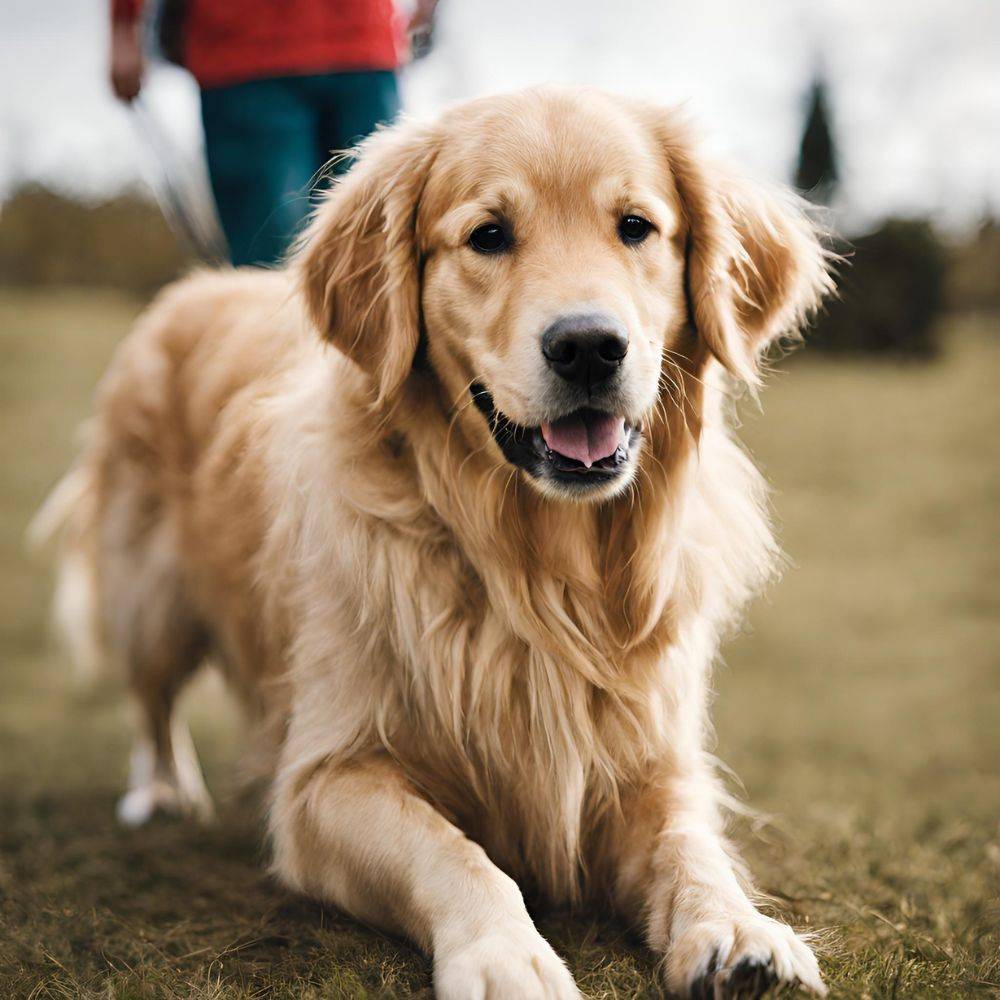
[0,186,188,294]
[947,217,1000,310]
[812,219,948,358]
[795,77,839,205]
[793,76,950,359]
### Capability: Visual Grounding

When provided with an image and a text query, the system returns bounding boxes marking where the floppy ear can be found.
[295,118,439,404]
[660,118,834,384]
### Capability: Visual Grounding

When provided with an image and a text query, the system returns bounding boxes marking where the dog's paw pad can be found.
[688,951,721,1000]
[726,957,778,997]
[688,957,777,999]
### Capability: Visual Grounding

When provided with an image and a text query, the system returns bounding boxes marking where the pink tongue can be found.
[541,412,625,468]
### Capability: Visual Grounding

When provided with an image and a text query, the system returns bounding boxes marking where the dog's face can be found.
[416,92,687,500]
[299,88,830,503]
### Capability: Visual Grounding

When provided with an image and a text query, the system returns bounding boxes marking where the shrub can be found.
[947,218,1000,311]
[0,185,190,294]
[810,218,948,359]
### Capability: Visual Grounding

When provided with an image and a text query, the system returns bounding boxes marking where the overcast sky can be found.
[2,0,998,234]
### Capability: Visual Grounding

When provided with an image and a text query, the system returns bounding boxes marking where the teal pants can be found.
[200,69,400,267]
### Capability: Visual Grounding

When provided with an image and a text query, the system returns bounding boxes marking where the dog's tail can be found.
[27,438,104,681]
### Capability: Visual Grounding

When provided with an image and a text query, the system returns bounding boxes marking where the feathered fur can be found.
[37,87,832,999]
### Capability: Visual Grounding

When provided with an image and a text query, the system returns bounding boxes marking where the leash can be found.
[129,94,228,265]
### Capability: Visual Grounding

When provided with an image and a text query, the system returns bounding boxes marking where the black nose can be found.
[540,313,629,390]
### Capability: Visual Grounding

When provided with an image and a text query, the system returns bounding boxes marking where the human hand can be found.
[110,20,144,102]
[408,0,438,60]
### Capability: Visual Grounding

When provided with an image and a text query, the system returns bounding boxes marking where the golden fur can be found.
[39,88,833,998]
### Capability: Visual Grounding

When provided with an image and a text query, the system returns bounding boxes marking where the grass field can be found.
[1,288,997,999]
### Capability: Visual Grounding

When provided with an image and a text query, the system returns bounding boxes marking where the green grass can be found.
[1,288,997,998]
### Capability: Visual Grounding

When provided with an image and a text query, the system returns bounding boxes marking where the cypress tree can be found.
[795,78,839,204]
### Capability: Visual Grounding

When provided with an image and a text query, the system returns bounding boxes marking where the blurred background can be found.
[1,2,997,998]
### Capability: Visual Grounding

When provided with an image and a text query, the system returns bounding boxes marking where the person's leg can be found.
[314,69,401,180]
[200,77,318,266]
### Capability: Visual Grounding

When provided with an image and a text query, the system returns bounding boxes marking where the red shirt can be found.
[112,0,403,89]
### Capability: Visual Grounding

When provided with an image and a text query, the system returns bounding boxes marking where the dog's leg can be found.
[110,554,213,827]
[272,753,580,1000]
[117,701,214,827]
[610,767,825,999]
[117,671,214,827]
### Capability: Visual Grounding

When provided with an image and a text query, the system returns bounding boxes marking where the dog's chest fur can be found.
[364,529,684,901]
[314,467,704,901]
[266,367,773,903]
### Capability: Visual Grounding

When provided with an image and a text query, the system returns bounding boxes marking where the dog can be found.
[37,87,833,998]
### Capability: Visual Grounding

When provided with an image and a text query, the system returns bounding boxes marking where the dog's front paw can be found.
[667,914,826,999]
[434,922,580,1000]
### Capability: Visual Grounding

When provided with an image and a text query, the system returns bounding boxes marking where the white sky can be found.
[1,0,998,234]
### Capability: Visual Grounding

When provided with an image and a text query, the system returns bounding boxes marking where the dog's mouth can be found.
[539,410,631,472]
[470,382,640,492]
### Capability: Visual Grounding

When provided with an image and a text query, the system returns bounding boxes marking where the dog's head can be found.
[298,87,831,502]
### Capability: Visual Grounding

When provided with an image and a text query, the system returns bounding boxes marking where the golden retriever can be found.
[38,87,833,998]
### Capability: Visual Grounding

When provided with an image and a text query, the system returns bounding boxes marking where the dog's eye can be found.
[468,224,510,255]
[618,215,653,245]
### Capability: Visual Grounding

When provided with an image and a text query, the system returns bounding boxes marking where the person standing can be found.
[110,0,437,266]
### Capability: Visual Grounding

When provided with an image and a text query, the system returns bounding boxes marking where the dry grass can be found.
[0,288,997,998]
